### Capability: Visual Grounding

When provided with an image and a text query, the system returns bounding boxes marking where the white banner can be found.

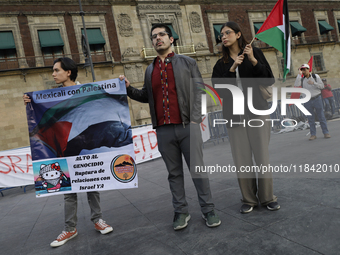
[132,125,161,164]
[0,147,34,187]
[1,118,210,189]
[0,126,162,188]
[200,114,210,142]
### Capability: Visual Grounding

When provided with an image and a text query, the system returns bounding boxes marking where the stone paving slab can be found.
[1,119,339,254]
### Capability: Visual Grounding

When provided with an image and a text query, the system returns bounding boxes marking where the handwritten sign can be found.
[0,147,34,187]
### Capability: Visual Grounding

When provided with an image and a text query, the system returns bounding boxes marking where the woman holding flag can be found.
[212,21,280,214]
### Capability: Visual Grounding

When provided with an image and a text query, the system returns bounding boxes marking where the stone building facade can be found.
[1,0,340,151]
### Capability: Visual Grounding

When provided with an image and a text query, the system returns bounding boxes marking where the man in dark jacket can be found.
[119,24,220,230]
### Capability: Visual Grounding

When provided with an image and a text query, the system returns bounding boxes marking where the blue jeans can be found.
[323,97,335,115]
[304,95,329,136]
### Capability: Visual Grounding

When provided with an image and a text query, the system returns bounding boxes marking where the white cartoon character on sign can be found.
[39,162,67,193]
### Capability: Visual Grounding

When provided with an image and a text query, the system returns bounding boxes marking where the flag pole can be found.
[78,0,96,82]
[249,37,256,45]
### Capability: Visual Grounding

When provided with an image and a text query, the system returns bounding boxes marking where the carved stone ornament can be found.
[154,15,166,23]
[195,56,211,74]
[124,63,144,83]
[189,12,202,33]
[118,14,133,37]
[137,5,181,11]
[149,14,175,24]
[123,47,139,57]
[175,11,182,18]
[195,42,209,51]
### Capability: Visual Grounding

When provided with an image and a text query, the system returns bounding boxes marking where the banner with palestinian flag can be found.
[256,0,291,81]
[25,78,137,197]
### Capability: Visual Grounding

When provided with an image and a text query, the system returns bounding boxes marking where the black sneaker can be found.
[240,204,253,214]
[267,202,280,211]
[173,212,190,230]
[202,210,221,227]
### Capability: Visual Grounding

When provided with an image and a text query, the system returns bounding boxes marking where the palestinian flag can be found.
[256,0,290,81]
[26,82,132,161]
[306,56,314,74]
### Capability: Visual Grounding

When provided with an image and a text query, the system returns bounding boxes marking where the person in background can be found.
[321,78,336,116]
[294,64,331,140]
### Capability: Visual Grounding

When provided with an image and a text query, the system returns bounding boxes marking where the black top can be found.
[212,47,274,127]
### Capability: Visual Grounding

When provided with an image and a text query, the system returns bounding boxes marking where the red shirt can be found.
[321,84,333,98]
[152,52,182,126]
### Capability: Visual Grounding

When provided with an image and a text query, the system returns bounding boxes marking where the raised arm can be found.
[119,75,148,103]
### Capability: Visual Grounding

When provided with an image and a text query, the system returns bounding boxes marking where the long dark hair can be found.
[220,21,249,63]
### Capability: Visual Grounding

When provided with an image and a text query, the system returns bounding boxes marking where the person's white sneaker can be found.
[94,219,113,234]
[50,229,78,247]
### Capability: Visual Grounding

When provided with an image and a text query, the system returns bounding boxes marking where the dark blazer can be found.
[212,47,274,127]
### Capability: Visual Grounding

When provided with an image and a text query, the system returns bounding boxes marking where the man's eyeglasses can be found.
[218,30,235,40]
[150,31,169,40]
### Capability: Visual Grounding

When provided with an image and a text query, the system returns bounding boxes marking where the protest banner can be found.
[200,114,210,142]
[132,116,210,162]
[1,114,209,189]
[132,125,161,164]
[25,79,137,197]
[0,147,33,187]
[0,127,161,188]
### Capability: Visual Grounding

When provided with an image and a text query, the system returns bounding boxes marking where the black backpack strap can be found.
[301,73,317,87]
[301,76,305,87]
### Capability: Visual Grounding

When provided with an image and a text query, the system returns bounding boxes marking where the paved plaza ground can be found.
[1,119,339,255]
